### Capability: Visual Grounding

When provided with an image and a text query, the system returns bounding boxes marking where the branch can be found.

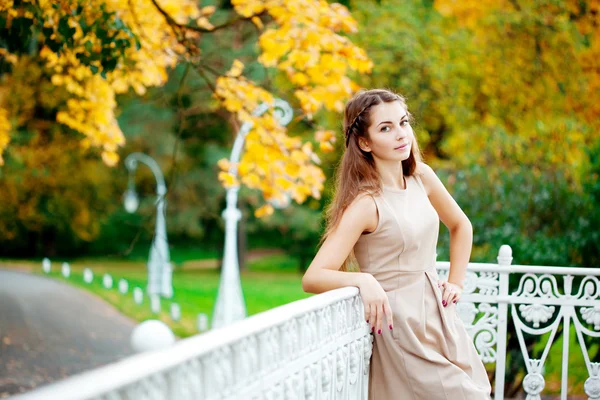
[211,12,267,32]
[193,64,217,93]
[150,0,266,34]
[148,0,185,40]
[507,0,521,12]
[198,62,223,77]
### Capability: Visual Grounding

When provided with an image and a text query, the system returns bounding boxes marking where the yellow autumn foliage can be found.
[0,107,10,165]
[1,0,373,218]
[434,0,600,176]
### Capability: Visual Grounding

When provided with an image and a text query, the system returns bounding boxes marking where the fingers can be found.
[441,282,462,307]
[368,303,376,333]
[370,303,377,334]
[383,300,394,331]
[367,300,392,335]
[375,303,383,335]
[454,294,461,304]
[438,280,449,306]
[452,289,462,304]
[446,289,457,306]
[441,285,450,307]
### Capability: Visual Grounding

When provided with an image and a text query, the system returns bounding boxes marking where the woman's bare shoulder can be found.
[345,191,378,233]
[415,162,438,193]
[416,161,435,177]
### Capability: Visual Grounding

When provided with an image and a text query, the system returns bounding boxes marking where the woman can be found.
[302,89,491,399]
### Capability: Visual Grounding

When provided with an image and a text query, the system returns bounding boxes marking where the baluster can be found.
[495,244,512,400]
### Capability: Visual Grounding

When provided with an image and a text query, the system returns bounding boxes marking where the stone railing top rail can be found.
[14,287,360,400]
[436,261,600,276]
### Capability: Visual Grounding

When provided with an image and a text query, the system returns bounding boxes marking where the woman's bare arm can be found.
[302,194,394,334]
[419,162,473,289]
[302,194,378,294]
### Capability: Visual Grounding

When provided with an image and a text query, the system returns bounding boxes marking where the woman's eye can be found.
[381,126,390,132]
[401,120,409,126]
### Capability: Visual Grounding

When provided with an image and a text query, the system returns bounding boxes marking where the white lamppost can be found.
[124,152,173,298]
[211,99,293,329]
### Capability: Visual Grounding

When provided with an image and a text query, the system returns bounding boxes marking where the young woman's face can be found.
[360,101,413,162]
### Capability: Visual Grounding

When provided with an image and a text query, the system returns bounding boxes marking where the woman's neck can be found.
[376,160,405,190]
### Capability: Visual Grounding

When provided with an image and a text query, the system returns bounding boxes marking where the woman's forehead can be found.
[370,101,406,123]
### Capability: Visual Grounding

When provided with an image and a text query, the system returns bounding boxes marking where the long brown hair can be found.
[322,89,424,271]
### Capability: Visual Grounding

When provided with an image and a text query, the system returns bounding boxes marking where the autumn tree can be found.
[0,0,372,250]
[432,0,600,177]
[344,0,598,179]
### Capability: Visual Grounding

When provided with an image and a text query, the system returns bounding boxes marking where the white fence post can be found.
[495,244,512,400]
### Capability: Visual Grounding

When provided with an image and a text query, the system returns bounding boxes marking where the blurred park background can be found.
[0,0,599,397]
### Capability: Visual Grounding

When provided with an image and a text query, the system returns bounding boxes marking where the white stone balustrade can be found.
[12,286,371,400]
[14,245,600,400]
[436,245,600,400]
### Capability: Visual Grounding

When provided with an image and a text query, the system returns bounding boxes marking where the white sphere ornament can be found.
[150,295,161,314]
[133,287,144,304]
[61,262,70,278]
[197,313,209,332]
[170,303,181,321]
[83,268,93,284]
[130,320,175,353]
[103,274,113,289]
[42,258,51,274]
[118,279,129,294]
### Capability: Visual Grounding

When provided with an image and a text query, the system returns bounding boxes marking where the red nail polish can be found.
[453,300,457,304]
[366,320,369,323]
[371,326,374,332]
[442,300,447,307]
[378,329,381,335]
[389,324,393,330]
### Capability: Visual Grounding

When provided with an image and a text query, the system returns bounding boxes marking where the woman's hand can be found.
[438,280,463,307]
[359,273,393,335]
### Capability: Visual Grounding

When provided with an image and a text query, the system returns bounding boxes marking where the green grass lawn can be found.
[7,254,310,338]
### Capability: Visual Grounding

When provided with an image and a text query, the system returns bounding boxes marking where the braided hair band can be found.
[344,104,370,148]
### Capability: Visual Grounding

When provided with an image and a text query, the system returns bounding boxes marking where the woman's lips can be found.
[394,143,409,150]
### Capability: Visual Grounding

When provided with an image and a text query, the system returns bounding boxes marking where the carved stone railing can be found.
[13,287,373,400]
[14,244,600,400]
[437,245,600,400]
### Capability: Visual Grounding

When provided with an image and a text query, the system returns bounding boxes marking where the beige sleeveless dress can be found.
[354,173,491,400]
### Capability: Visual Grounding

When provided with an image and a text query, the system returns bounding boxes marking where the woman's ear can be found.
[358,138,371,152]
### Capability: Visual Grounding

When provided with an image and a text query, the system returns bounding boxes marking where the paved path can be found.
[0,268,136,397]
